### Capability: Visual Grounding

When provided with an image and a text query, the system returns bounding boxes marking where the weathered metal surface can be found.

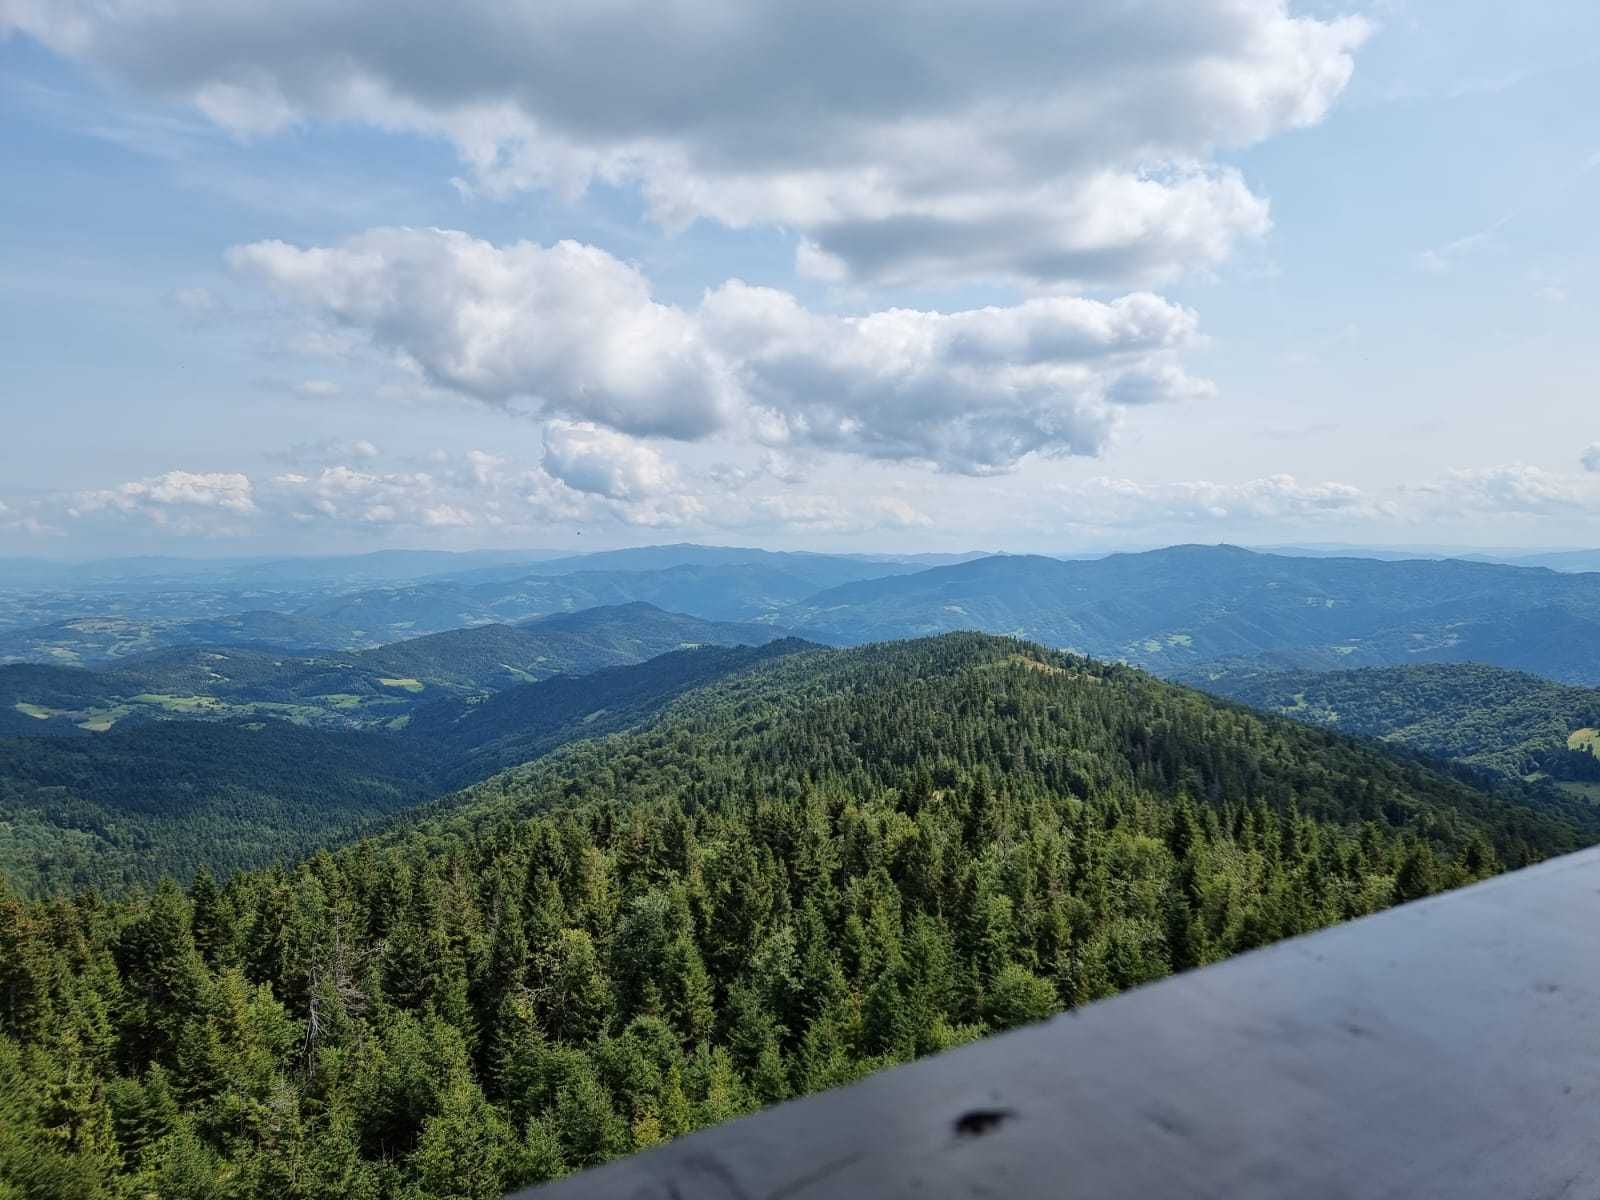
[512,847,1600,1199]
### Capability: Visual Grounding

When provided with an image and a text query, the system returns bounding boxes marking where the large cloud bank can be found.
[4,0,1366,289]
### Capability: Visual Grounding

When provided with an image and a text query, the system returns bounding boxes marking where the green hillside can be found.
[0,634,1587,1198]
[0,604,792,737]
[0,721,438,895]
[408,639,814,788]
[0,612,361,667]
[1187,661,1600,784]
[0,641,817,894]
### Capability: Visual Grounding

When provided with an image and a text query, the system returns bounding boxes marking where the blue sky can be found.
[1,0,1597,557]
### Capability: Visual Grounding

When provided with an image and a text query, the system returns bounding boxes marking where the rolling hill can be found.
[789,545,1600,683]
[16,542,1600,681]
[0,604,795,736]
[0,549,870,656]
[1485,549,1600,573]
[0,610,359,667]
[278,562,848,640]
[0,638,819,893]
[0,548,565,592]
[351,603,794,690]
[277,548,976,640]
[419,542,984,589]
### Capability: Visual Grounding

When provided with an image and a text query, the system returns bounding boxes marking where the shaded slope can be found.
[408,638,817,786]
[0,720,438,894]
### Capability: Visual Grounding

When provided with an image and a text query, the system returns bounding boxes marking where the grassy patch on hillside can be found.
[313,693,367,709]
[130,692,227,713]
[75,704,137,731]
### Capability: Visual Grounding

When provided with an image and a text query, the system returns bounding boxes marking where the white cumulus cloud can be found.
[19,455,1600,549]
[229,230,739,440]
[4,0,1367,288]
[1404,464,1600,518]
[230,227,1210,474]
[747,493,932,534]
[270,465,476,528]
[1046,464,1600,535]
[542,422,680,502]
[70,471,257,524]
[1053,474,1385,529]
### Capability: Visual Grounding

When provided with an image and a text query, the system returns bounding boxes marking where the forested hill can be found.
[0,641,817,895]
[787,546,1600,683]
[350,602,791,691]
[407,639,814,788]
[1,634,1589,1199]
[0,722,438,895]
[1185,661,1600,784]
[0,602,791,738]
[431,634,1590,857]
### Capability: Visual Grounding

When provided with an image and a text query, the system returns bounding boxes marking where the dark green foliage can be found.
[1188,661,1600,782]
[0,633,1586,1196]
[0,722,438,894]
[0,638,814,895]
[0,664,126,714]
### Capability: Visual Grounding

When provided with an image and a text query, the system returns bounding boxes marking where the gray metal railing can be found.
[513,846,1600,1199]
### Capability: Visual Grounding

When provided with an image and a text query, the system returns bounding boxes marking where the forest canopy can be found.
[0,634,1587,1198]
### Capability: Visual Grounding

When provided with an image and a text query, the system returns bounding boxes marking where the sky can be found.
[1,0,1598,558]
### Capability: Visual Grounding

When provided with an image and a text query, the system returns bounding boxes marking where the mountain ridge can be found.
[789,545,1600,682]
